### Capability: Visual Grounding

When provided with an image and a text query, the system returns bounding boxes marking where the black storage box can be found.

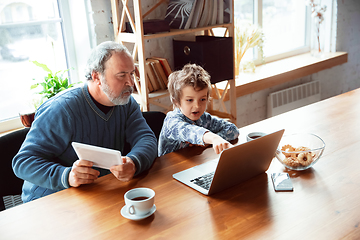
[173,36,233,84]
[126,19,170,35]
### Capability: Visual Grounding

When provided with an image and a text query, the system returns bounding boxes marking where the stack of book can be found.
[165,0,231,30]
[135,57,172,93]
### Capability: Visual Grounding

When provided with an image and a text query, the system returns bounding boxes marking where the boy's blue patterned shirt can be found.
[158,108,240,156]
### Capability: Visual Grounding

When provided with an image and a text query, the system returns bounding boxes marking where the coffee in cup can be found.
[246,132,267,142]
[124,188,155,216]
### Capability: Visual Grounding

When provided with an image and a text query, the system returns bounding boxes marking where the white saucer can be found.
[121,204,156,220]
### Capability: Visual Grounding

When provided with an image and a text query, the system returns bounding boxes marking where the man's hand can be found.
[203,131,233,154]
[69,160,100,187]
[110,156,136,182]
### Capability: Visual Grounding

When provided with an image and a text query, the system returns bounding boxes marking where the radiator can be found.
[3,195,23,210]
[267,81,321,117]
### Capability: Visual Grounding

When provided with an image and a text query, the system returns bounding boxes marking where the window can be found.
[0,0,91,132]
[0,1,66,123]
[234,0,310,65]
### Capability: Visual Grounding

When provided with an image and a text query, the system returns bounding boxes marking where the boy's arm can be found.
[162,117,208,146]
[203,131,233,154]
[205,113,240,141]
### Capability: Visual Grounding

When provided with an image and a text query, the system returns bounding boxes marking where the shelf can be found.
[118,24,232,42]
[213,52,348,101]
[111,0,237,123]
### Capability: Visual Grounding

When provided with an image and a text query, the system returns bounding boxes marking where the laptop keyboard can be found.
[190,172,215,190]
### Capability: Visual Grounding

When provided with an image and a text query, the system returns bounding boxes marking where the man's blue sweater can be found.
[13,83,157,202]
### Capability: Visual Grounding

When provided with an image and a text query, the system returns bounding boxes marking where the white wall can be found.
[88,0,360,128]
[335,0,360,95]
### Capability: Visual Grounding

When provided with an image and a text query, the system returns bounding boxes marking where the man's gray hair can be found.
[84,41,132,80]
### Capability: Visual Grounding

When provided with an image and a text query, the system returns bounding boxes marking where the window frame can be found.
[249,0,312,65]
[0,0,92,133]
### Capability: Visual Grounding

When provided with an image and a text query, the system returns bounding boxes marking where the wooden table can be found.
[1,89,360,240]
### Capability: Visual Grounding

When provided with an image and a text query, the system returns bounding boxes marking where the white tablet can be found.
[71,142,122,170]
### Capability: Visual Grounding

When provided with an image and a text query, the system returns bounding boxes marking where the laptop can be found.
[173,129,285,195]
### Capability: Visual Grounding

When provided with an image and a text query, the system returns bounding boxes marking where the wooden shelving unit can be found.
[110,0,237,123]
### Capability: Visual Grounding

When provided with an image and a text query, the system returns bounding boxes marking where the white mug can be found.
[124,188,155,216]
[246,132,267,142]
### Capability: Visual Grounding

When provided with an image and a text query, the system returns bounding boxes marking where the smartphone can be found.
[271,173,293,192]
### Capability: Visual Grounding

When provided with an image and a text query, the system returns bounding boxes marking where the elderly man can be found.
[13,41,157,202]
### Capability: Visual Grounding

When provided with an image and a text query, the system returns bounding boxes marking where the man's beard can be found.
[100,77,134,105]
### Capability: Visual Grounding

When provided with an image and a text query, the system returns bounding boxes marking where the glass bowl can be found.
[275,133,325,171]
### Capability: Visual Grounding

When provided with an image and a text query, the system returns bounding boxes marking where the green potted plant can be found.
[20,61,81,127]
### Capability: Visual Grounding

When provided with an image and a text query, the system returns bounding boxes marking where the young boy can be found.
[158,64,239,156]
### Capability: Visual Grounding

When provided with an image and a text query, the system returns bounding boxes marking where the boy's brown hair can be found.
[168,63,212,106]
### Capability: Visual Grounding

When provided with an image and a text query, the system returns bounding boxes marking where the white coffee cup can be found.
[124,188,155,216]
[246,132,267,142]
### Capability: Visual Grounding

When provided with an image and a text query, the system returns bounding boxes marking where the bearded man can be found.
[13,41,157,202]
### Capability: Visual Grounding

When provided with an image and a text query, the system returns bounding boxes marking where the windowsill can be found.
[215,52,348,101]
[0,127,24,137]
[0,118,24,136]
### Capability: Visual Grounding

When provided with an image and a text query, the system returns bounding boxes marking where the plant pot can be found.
[19,112,35,127]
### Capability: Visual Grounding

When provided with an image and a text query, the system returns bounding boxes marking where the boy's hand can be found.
[203,131,233,154]
[212,138,233,154]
